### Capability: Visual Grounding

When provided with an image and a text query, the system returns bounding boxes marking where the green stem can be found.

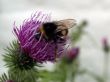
[66,64,74,82]
[103,53,109,82]
[85,70,104,82]
[84,31,100,49]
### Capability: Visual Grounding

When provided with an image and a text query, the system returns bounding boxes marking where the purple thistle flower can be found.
[63,47,79,63]
[67,47,79,60]
[6,80,14,82]
[13,11,67,63]
[102,37,110,53]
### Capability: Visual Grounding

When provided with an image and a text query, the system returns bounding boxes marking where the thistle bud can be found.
[102,38,110,53]
[64,47,79,63]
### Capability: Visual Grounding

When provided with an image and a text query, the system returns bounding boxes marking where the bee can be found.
[35,19,76,59]
[35,19,76,41]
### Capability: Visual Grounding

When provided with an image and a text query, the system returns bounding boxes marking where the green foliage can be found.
[3,41,38,70]
[3,41,19,70]
[1,40,41,82]
[71,20,87,44]
[39,58,79,82]
[0,69,38,82]
[0,73,9,82]
[39,70,67,82]
[8,68,38,82]
[84,70,105,82]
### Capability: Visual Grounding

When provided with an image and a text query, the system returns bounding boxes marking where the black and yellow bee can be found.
[35,19,76,41]
[35,19,76,59]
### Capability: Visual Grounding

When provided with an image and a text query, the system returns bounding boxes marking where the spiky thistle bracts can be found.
[3,41,38,70]
[13,11,67,63]
[0,73,14,82]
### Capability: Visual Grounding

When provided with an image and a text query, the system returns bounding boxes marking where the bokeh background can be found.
[0,0,110,82]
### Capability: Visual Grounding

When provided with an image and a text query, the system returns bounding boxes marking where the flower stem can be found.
[84,31,100,48]
[103,53,109,82]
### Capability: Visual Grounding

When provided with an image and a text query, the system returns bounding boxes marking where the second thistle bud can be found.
[102,38,110,53]
[64,47,80,64]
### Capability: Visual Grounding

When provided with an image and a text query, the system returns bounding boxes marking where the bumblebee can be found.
[35,19,76,60]
[35,19,76,42]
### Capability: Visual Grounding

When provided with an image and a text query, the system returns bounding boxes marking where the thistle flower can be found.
[68,47,79,59]
[102,38,110,53]
[64,47,79,63]
[13,11,67,63]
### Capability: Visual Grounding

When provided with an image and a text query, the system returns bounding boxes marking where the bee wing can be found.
[55,19,76,30]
